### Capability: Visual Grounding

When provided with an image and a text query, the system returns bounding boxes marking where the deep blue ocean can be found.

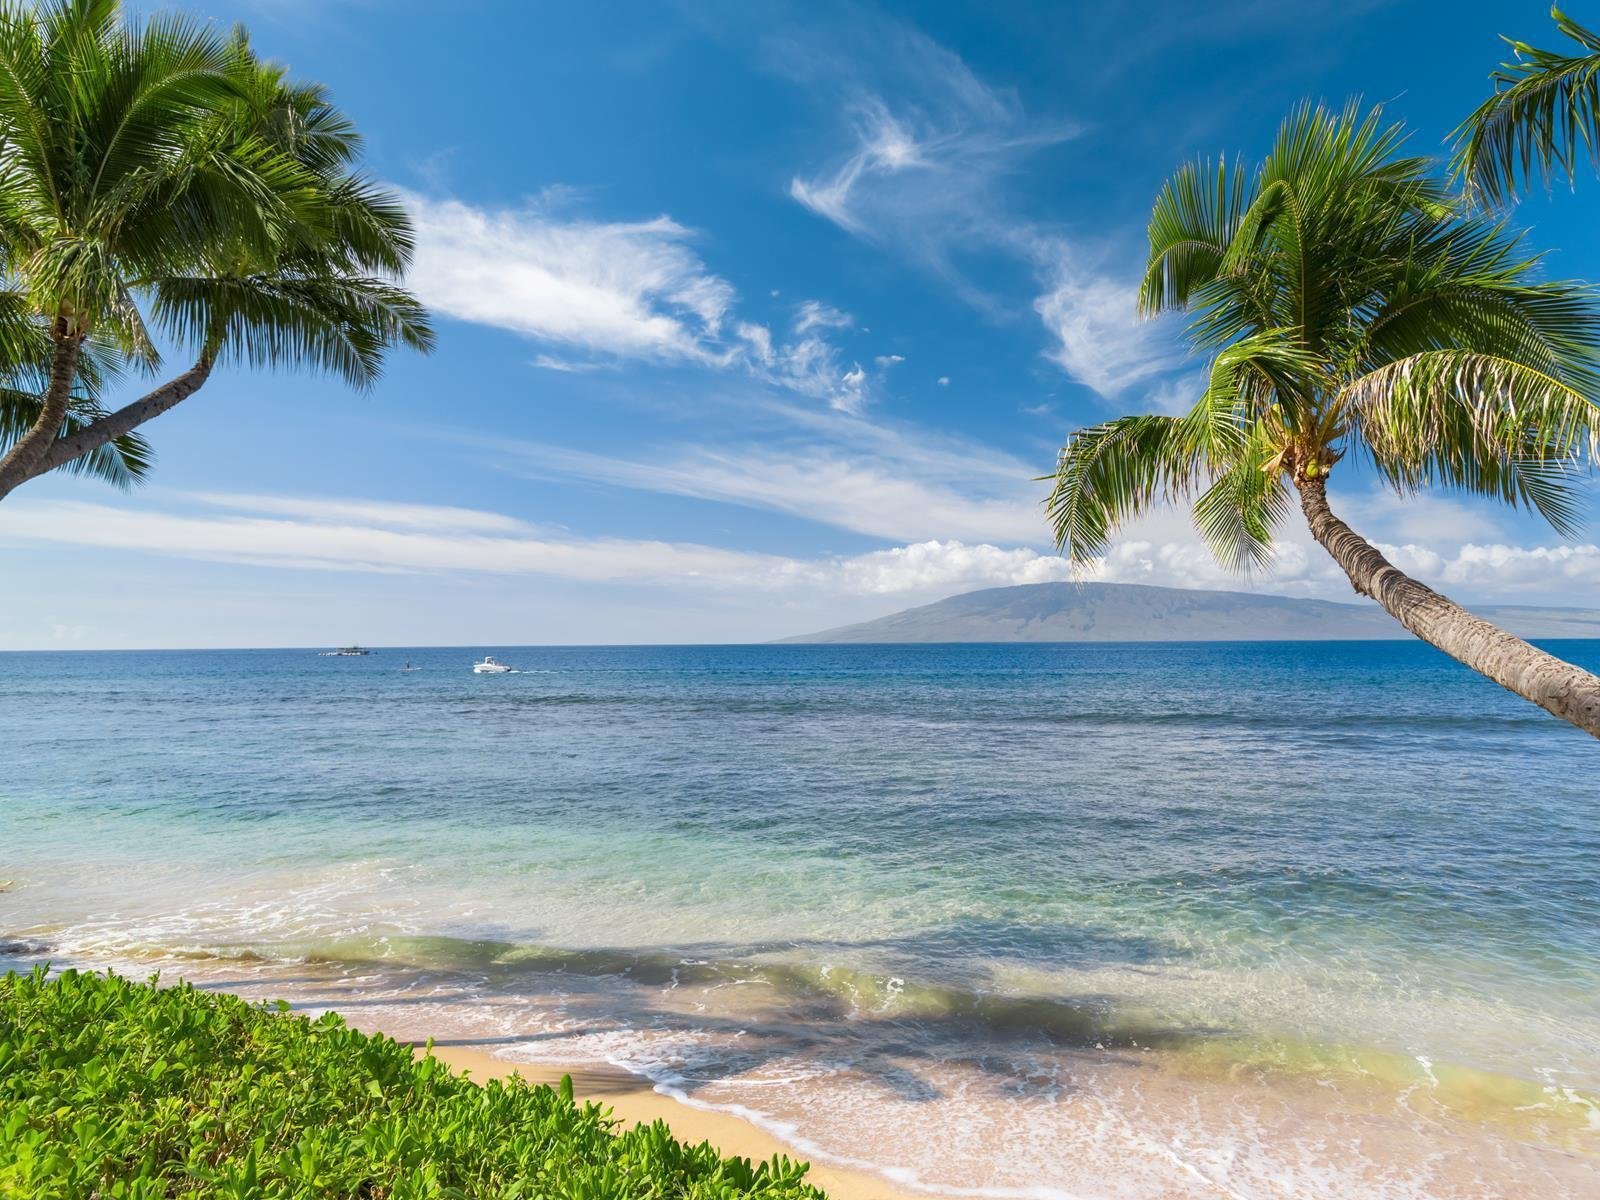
[3,641,1598,1198]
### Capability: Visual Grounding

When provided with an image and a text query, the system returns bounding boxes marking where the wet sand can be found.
[6,940,1595,1198]
[417,1043,925,1200]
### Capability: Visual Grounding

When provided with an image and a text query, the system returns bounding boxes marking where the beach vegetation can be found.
[0,967,822,1200]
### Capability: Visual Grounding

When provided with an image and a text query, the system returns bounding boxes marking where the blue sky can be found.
[3,0,1599,648]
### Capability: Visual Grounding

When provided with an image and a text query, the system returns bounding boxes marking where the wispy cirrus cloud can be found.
[737,302,875,413]
[0,492,1070,597]
[1028,251,1186,398]
[0,495,771,582]
[778,4,1069,262]
[775,12,1180,400]
[468,387,1057,545]
[791,99,947,239]
[5,490,1595,610]
[492,439,1048,544]
[402,190,887,412]
[793,300,853,335]
[184,493,529,534]
[788,85,1076,293]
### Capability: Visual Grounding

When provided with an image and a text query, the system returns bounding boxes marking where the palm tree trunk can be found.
[0,354,214,502]
[0,333,83,498]
[1297,474,1600,739]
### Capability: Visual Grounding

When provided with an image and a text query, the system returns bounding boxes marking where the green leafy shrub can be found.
[0,968,824,1199]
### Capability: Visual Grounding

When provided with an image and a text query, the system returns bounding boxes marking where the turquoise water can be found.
[3,642,1599,1197]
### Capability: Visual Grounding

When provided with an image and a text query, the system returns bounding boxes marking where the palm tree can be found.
[1047,103,1600,738]
[1454,7,1600,205]
[0,0,433,502]
[0,293,151,488]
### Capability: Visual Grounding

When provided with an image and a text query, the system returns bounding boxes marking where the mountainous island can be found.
[780,582,1600,643]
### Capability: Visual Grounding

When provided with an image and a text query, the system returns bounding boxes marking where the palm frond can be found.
[1192,327,1322,436]
[1452,7,1600,204]
[1357,219,1600,392]
[1345,349,1600,463]
[85,9,236,201]
[1345,348,1600,534]
[0,387,152,488]
[314,174,415,274]
[1191,431,1291,573]
[0,1,433,495]
[150,271,434,388]
[1140,154,1250,316]
[1045,415,1208,563]
[1367,418,1588,537]
[0,4,59,215]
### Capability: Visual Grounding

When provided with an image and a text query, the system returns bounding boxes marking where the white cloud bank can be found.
[1385,542,1600,593]
[403,194,735,364]
[4,491,1598,610]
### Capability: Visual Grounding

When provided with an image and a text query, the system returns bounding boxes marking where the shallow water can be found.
[2,642,1598,1197]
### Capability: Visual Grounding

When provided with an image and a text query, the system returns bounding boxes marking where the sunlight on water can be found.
[2,642,1598,1197]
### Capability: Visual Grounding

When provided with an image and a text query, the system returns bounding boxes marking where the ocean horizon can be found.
[5,641,1599,1198]
[11,3,1600,1198]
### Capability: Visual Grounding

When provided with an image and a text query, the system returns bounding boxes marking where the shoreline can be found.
[218,971,1600,1200]
[8,945,1600,1198]
[415,1042,928,1200]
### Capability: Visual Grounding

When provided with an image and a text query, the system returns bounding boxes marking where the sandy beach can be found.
[6,645,1599,1198]
[4,933,1598,1198]
[6,1,1600,1197]
[418,1043,924,1200]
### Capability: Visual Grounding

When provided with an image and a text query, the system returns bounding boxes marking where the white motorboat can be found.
[472,656,512,674]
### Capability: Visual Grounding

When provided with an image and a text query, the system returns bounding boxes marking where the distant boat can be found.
[472,656,512,674]
[401,661,421,672]
[322,646,371,656]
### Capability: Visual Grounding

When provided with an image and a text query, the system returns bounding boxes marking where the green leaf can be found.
[1452,8,1600,204]
[1055,99,1600,574]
